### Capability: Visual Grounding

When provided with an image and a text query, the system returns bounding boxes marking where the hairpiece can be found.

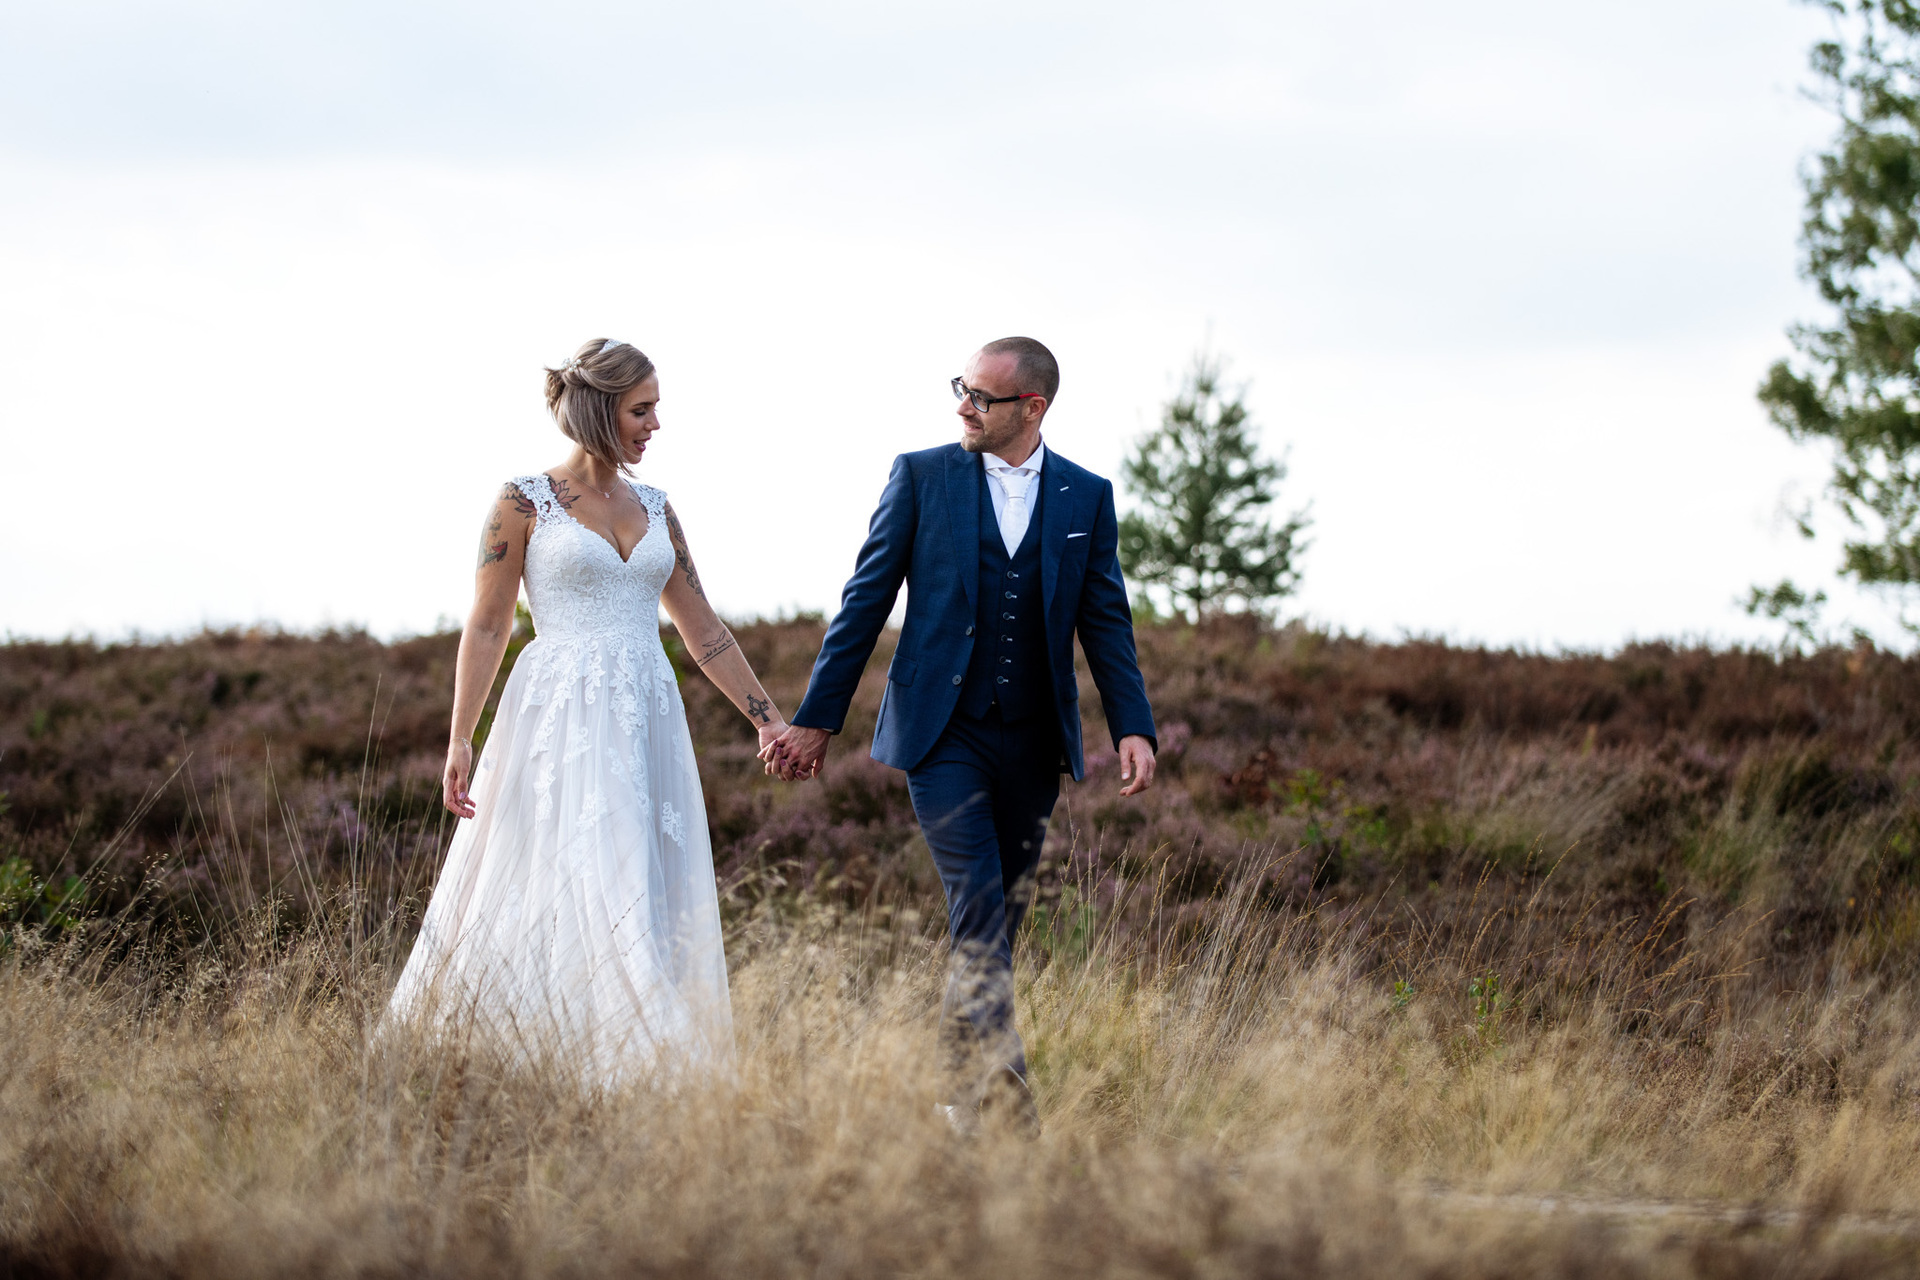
[559,338,627,376]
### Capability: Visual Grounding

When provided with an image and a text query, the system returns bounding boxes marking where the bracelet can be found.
[453,736,473,749]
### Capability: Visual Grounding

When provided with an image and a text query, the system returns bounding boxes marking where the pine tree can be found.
[1118,355,1309,622]
[1759,1,1920,598]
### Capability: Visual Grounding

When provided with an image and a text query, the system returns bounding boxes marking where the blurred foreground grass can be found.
[5,864,1920,1278]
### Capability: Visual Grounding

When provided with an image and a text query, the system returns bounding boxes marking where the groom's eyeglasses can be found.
[952,377,1043,414]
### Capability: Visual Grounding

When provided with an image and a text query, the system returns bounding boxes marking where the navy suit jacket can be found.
[793,442,1156,781]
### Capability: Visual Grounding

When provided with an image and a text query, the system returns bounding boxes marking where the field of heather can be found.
[5,619,1920,1277]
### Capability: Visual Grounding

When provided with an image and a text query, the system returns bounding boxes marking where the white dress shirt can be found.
[983,439,1046,556]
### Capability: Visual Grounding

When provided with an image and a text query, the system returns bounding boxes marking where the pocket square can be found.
[1066,532,1089,539]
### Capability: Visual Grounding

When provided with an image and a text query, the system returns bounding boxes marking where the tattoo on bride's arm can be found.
[501,482,537,519]
[694,633,737,667]
[745,692,772,724]
[665,507,707,599]
[477,511,508,568]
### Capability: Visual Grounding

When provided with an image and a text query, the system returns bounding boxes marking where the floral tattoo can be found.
[478,507,508,568]
[502,481,536,519]
[665,506,705,599]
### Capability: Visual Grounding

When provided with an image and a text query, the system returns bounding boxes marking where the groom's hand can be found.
[1117,735,1157,797]
[761,724,831,782]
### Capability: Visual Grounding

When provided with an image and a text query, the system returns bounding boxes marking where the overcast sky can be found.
[0,0,1890,649]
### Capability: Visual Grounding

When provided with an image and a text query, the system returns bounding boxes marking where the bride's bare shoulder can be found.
[493,476,547,519]
[471,478,545,573]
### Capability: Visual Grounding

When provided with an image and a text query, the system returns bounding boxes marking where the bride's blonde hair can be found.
[543,339,657,473]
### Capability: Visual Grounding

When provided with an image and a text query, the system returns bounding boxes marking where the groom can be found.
[766,336,1157,1127]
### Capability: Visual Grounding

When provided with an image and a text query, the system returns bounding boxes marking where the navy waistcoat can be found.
[958,474,1049,723]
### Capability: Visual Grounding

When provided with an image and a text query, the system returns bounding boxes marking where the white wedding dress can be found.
[387,474,731,1076]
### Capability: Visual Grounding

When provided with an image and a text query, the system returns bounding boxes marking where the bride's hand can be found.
[443,740,476,818]
[757,720,789,757]
[761,723,827,782]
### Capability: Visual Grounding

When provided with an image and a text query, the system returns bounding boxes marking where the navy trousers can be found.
[905,706,1061,1097]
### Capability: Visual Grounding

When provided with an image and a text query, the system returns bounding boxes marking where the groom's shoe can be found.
[934,1102,980,1139]
[979,1066,1041,1140]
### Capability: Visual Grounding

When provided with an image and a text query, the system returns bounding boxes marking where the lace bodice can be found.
[513,474,674,642]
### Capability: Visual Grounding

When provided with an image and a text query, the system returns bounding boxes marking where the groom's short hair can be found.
[981,336,1059,404]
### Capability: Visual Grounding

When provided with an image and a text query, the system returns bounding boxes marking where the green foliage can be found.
[0,855,89,949]
[1026,884,1096,967]
[1760,1,1920,596]
[1468,972,1507,1040]
[1271,767,1394,876]
[1743,578,1830,648]
[1118,354,1309,622]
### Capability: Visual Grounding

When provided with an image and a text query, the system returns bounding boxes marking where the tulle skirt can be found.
[385,631,732,1078]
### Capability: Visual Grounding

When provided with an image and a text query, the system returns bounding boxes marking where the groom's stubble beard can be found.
[959,410,1021,456]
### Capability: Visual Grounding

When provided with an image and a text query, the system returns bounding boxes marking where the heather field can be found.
[5,619,1920,1277]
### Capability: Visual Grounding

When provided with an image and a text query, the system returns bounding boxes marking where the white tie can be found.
[996,467,1033,556]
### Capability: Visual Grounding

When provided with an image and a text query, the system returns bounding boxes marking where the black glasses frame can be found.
[951,377,1042,413]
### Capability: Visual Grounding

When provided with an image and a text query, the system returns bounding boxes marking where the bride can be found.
[387,337,788,1073]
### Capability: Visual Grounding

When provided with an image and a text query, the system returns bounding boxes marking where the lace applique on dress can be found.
[564,723,592,763]
[613,644,644,738]
[534,758,556,821]
[660,800,686,849]
[510,474,564,524]
[629,481,668,524]
[653,656,675,715]
[579,786,607,829]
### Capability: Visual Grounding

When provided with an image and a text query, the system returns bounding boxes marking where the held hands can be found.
[760,724,831,782]
[443,739,476,818]
[757,725,1150,792]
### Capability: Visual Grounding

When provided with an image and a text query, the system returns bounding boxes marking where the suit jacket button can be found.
[952,675,963,686]
[965,625,974,635]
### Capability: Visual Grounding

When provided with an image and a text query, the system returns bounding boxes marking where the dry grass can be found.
[5,849,1920,1278]
[7,622,1920,1275]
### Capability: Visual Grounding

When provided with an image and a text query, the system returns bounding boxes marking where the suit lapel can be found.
[945,445,979,613]
[1041,450,1072,616]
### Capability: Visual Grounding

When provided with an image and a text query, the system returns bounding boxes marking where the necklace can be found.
[561,464,616,500]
